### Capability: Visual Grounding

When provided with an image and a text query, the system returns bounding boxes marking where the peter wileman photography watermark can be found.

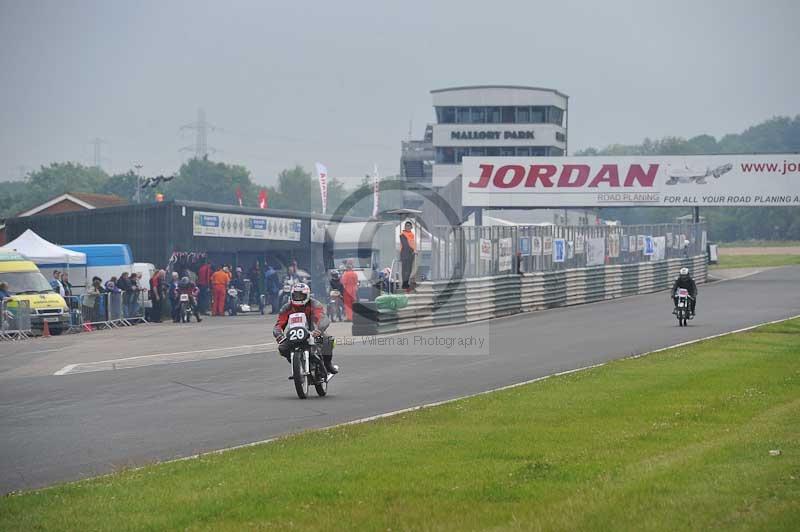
[334,333,487,351]
[322,179,494,357]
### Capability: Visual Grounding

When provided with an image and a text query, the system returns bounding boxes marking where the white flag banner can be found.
[315,162,329,214]
[372,164,380,217]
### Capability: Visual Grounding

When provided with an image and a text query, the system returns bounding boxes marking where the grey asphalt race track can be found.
[1,267,798,494]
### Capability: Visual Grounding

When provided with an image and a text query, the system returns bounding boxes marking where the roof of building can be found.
[7,199,370,225]
[430,85,569,99]
[17,192,128,217]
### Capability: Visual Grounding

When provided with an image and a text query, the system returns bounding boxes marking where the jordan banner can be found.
[462,155,800,207]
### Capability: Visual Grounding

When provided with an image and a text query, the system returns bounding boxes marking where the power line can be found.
[180,107,218,159]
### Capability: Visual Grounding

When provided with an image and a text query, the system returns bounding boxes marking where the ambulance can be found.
[0,249,70,334]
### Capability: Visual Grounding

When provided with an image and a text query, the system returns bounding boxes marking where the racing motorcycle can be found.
[284,311,331,399]
[179,293,192,323]
[327,289,344,322]
[673,288,693,327]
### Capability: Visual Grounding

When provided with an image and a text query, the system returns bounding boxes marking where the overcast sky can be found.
[1,0,797,187]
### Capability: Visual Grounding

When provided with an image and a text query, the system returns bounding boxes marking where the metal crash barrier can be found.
[67,291,150,332]
[1,300,33,341]
[354,221,709,336]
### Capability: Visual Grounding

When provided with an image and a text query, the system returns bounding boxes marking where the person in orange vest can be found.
[210,266,230,316]
[399,220,416,290]
[341,261,359,322]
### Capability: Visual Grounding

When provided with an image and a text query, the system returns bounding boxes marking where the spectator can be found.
[61,272,74,298]
[250,262,265,314]
[0,281,10,300]
[265,264,280,313]
[210,266,229,316]
[168,272,181,323]
[197,259,212,314]
[105,277,120,292]
[84,276,104,322]
[50,270,65,296]
[129,273,143,318]
[104,277,122,319]
[149,270,165,323]
[117,272,133,317]
[341,261,359,322]
[158,270,170,320]
[399,220,416,291]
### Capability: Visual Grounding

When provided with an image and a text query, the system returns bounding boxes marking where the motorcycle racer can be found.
[671,267,697,316]
[273,283,338,374]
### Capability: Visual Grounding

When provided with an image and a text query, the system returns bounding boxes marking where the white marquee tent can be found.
[4,229,86,266]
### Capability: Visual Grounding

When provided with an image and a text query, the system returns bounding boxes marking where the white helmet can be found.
[290,282,311,306]
[680,267,689,276]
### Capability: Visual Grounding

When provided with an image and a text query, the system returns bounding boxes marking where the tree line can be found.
[577,116,800,241]
[0,157,400,221]
[2,115,798,241]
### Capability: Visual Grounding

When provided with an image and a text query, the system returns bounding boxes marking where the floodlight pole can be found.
[134,164,143,204]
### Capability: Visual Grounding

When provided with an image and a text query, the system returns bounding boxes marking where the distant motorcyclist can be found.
[177,276,202,323]
[671,267,697,316]
[329,269,343,293]
[273,283,338,374]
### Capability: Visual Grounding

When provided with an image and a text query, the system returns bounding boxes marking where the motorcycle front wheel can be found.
[292,351,309,399]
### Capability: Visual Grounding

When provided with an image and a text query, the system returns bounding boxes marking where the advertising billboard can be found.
[193,211,302,241]
[462,155,800,207]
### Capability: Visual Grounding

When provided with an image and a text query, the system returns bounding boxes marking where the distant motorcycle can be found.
[673,288,693,327]
[327,289,344,322]
[284,311,331,399]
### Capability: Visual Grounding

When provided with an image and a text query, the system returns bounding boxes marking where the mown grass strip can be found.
[719,241,800,248]
[2,320,799,531]
[711,255,800,269]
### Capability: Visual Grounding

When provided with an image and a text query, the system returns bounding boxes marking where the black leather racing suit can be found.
[671,274,697,314]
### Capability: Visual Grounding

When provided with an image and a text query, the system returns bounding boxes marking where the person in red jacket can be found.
[273,283,337,374]
[177,277,202,322]
[197,260,212,314]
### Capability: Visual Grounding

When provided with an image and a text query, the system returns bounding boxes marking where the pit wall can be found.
[353,254,707,335]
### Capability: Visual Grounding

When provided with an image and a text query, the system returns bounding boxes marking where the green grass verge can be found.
[3,320,800,531]
[719,241,800,248]
[711,254,800,269]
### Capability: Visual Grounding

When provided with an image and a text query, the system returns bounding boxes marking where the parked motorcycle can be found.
[284,311,331,399]
[179,293,192,323]
[226,288,241,316]
[327,289,344,322]
[673,288,693,327]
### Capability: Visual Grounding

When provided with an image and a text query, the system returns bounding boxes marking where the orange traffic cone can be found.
[83,323,94,332]
[42,320,51,338]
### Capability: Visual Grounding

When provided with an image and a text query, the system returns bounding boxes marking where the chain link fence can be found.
[431,222,707,280]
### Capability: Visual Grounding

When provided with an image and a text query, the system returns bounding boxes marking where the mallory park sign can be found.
[461,155,800,207]
[451,130,535,140]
